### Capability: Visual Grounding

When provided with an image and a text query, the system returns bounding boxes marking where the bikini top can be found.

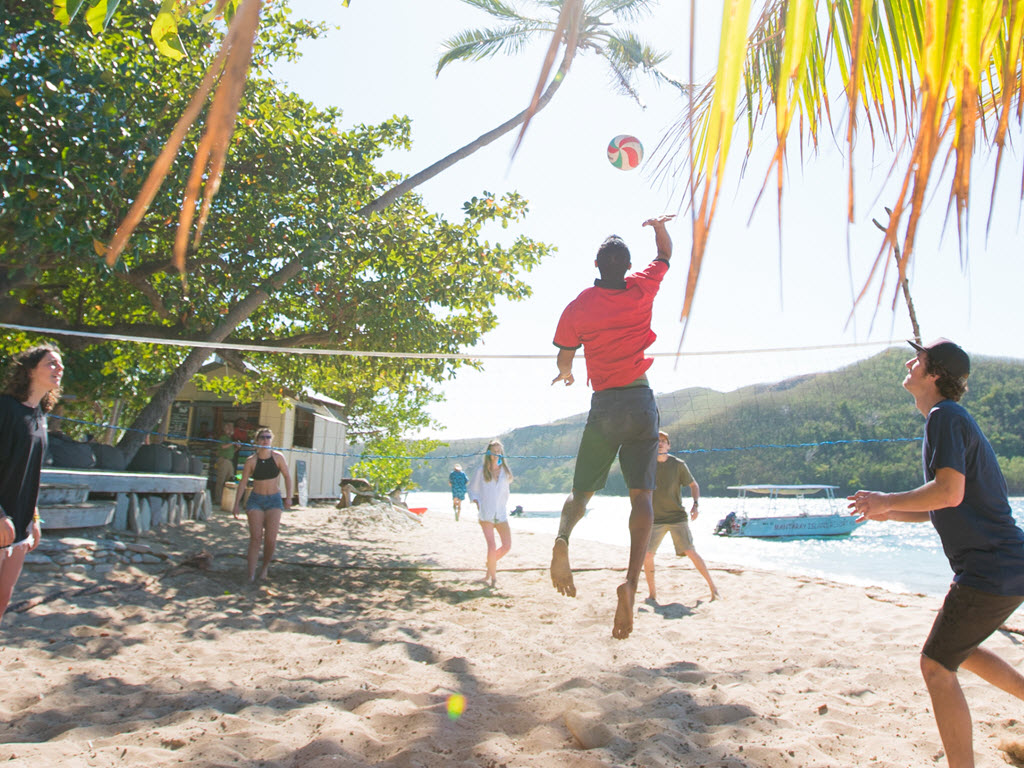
[252,455,281,481]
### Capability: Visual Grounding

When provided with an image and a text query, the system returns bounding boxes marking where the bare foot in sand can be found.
[612,582,634,639]
[550,538,576,597]
[710,590,721,602]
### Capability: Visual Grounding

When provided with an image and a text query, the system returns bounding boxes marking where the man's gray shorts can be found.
[572,386,659,492]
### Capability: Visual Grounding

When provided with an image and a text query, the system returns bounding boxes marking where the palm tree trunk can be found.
[359,53,574,215]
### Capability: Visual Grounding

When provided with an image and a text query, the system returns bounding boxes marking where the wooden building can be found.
[162,360,347,502]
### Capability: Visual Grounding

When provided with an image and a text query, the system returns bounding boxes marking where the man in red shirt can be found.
[551,214,674,639]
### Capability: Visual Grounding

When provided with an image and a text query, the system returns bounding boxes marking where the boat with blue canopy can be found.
[713,484,863,539]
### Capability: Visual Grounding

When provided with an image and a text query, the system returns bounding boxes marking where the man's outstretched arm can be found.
[643,214,675,262]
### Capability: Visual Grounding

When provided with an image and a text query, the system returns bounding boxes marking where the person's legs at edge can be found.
[215,458,232,508]
[245,507,266,582]
[613,488,653,639]
[960,645,1024,699]
[644,525,667,601]
[0,547,27,625]
[259,507,283,580]
[480,521,498,585]
[494,521,512,567]
[685,549,720,600]
[551,489,594,597]
[921,654,974,768]
[643,551,658,601]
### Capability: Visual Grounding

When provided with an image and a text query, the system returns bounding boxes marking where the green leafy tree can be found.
[2,5,552,461]
[348,435,439,497]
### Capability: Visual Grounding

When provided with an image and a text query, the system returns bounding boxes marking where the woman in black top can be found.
[231,427,291,583]
[0,344,64,623]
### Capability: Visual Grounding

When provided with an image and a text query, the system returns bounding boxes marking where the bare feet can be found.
[612,582,635,639]
[710,590,721,602]
[550,538,576,597]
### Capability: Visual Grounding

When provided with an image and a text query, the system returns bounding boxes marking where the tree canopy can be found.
[1,4,553,472]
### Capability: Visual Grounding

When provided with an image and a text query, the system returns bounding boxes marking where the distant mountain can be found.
[412,348,1024,496]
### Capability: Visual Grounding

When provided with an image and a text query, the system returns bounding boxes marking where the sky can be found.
[275,0,1024,442]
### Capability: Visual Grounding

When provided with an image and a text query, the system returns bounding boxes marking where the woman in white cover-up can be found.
[468,439,513,587]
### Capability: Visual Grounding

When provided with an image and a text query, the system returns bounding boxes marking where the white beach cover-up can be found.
[468,467,510,523]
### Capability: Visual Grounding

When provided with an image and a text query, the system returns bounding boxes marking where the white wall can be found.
[299,413,346,499]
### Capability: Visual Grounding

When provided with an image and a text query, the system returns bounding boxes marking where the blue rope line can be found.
[678,437,922,454]
[50,415,922,462]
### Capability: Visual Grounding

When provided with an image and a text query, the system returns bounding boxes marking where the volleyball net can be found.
[5,323,1023,496]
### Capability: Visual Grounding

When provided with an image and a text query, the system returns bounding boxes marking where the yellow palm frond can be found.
[666,0,1024,337]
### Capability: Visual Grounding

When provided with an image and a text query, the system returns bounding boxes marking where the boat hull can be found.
[715,513,862,539]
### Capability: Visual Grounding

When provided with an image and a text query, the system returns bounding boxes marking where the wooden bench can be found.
[40,468,213,533]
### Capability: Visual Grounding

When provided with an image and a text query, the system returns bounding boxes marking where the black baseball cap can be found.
[909,338,970,380]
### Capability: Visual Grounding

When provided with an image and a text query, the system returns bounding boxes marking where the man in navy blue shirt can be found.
[849,339,1024,768]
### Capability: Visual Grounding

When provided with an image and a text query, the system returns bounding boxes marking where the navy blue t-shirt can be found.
[924,399,1024,595]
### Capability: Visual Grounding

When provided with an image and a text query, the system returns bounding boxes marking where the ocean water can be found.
[406,490,1024,598]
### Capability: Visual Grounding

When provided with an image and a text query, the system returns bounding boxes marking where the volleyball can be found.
[607,135,643,170]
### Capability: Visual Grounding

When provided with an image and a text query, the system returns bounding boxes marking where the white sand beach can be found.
[3,503,1024,767]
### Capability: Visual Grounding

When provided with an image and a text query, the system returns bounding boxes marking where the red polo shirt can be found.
[553,258,669,390]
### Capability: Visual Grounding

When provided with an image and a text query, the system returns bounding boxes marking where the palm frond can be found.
[511,0,584,159]
[604,30,670,69]
[603,57,645,103]
[657,0,1024,338]
[585,0,657,24]
[436,22,551,74]
[457,0,533,21]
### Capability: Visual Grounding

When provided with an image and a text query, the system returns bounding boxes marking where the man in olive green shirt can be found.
[214,421,239,507]
[644,431,719,602]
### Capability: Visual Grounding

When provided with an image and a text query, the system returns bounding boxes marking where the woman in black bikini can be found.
[232,427,292,582]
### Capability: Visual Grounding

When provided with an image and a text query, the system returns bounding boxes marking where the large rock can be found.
[128,444,172,473]
[92,443,127,471]
[47,434,95,469]
[168,447,189,474]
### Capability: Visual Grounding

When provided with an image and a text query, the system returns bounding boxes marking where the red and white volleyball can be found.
[607,135,643,170]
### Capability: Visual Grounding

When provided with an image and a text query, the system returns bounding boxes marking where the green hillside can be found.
[412,349,1024,496]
